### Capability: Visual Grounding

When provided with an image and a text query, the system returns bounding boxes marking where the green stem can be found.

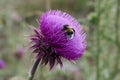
[96,0,101,80]
[29,57,41,80]
[109,0,120,80]
[13,60,20,75]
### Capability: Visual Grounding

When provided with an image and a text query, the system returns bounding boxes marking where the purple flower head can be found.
[0,59,5,69]
[30,10,86,69]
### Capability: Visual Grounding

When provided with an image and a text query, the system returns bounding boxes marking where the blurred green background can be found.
[0,0,120,80]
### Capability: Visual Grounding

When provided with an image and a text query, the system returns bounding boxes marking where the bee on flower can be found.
[29,10,86,80]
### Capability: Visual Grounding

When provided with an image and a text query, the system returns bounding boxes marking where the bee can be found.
[62,25,75,39]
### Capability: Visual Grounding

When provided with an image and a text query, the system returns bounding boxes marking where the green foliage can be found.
[87,12,98,25]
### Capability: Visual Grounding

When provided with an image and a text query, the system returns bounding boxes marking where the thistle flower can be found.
[14,48,25,60]
[0,59,5,69]
[29,10,86,80]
